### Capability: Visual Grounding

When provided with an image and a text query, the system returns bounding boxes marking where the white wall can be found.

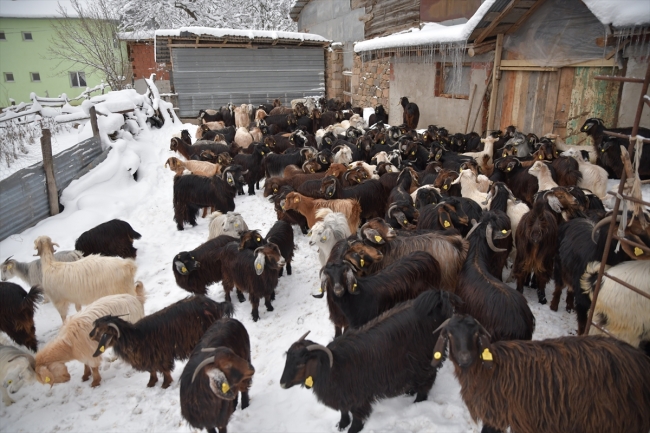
[618,57,650,128]
[390,56,491,133]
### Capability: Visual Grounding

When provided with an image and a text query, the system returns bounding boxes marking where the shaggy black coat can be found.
[75,219,141,259]
[0,282,43,351]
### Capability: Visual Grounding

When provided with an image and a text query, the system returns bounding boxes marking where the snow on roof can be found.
[0,0,85,18]
[582,0,650,27]
[354,0,497,53]
[155,27,330,43]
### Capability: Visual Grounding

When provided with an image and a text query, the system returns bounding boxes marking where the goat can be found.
[399,97,420,130]
[233,144,269,195]
[207,211,249,240]
[166,157,222,177]
[581,260,650,353]
[308,209,353,267]
[462,136,497,176]
[269,185,310,234]
[0,345,35,406]
[282,192,361,234]
[280,290,454,433]
[368,104,388,127]
[170,135,234,160]
[34,236,140,322]
[220,243,285,322]
[318,251,441,336]
[454,212,533,341]
[90,296,234,388]
[35,291,145,388]
[262,220,295,277]
[1,251,82,301]
[484,182,529,243]
[264,147,317,178]
[180,318,255,433]
[453,169,489,209]
[173,166,243,230]
[432,314,650,433]
[234,104,251,129]
[320,175,387,221]
[358,218,468,291]
[74,219,141,259]
[0,283,43,351]
[599,136,650,180]
[561,148,609,198]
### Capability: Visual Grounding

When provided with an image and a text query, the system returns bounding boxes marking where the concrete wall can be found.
[297,0,364,70]
[618,56,650,128]
[390,55,491,132]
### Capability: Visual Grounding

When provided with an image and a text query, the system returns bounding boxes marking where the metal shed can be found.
[155,29,330,117]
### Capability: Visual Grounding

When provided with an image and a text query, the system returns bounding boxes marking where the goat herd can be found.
[1,96,650,433]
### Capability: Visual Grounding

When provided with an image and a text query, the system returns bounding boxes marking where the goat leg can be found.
[82,365,91,382]
[481,426,504,433]
[566,287,574,312]
[348,403,371,433]
[147,371,158,387]
[264,296,274,312]
[285,262,292,276]
[90,367,101,388]
[250,295,260,322]
[337,411,351,431]
[270,289,276,301]
[161,371,173,389]
[236,289,246,303]
[240,391,250,410]
[535,273,548,304]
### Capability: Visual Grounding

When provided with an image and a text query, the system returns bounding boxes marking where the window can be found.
[22,32,33,41]
[4,72,14,82]
[0,31,6,40]
[30,72,41,82]
[435,63,471,99]
[69,71,87,87]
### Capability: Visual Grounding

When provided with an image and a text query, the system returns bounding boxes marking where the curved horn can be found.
[591,215,622,243]
[306,344,333,368]
[108,323,121,339]
[3,255,13,264]
[432,318,451,335]
[486,224,507,253]
[201,347,217,353]
[191,356,216,383]
[298,331,311,342]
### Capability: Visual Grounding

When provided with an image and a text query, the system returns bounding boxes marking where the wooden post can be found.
[40,129,59,216]
[89,106,99,137]
[465,84,478,133]
[486,33,504,134]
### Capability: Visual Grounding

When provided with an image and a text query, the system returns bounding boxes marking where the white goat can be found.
[348,114,365,130]
[234,127,254,150]
[561,148,609,198]
[0,345,35,406]
[546,134,597,164]
[308,209,352,267]
[528,160,559,191]
[410,185,441,204]
[582,260,650,349]
[234,104,251,129]
[348,161,379,179]
[453,170,489,209]
[462,136,497,176]
[34,291,145,388]
[34,236,141,322]
[333,146,353,165]
[207,211,249,240]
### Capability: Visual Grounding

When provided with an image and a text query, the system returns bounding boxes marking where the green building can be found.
[0,0,107,107]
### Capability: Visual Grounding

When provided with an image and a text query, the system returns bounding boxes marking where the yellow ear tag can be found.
[481,348,493,361]
[634,247,644,256]
[181,266,187,273]
[443,220,451,228]
[45,377,50,383]
[6,264,12,270]
[433,352,442,360]
[100,346,105,353]
[322,236,327,241]
[506,167,512,171]
[411,151,415,155]
[274,188,278,192]
[502,229,507,234]
[360,259,365,267]
[460,168,464,172]
[319,287,323,294]
[256,263,262,270]
[601,149,605,152]
[305,376,314,388]
[261,152,265,155]
[6,380,11,384]
[294,197,300,203]
[351,283,357,292]
[538,154,543,160]
[374,235,382,242]
[221,382,230,393]
[443,184,448,190]
[256,237,261,242]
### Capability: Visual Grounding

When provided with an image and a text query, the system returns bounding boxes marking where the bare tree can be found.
[48,0,131,91]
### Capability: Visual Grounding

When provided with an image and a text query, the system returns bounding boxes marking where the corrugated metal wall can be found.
[171,47,325,117]
[0,137,103,241]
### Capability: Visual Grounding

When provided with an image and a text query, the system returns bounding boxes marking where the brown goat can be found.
[0,282,43,351]
[165,157,222,177]
[282,192,361,234]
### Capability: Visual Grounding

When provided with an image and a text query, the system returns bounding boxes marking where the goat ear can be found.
[547,195,563,213]
[439,210,453,229]
[431,328,448,368]
[254,251,265,275]
[477,333,494,370]
[362,228,384,245]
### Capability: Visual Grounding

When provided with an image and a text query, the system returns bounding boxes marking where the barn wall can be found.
[355,0,421,39]
[618,56,650,129]
[351,56,390,114]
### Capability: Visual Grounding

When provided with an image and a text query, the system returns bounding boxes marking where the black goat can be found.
[180,318,255,433]
[269,186,309,234]
[264,147,317,178]
[220,242,285,322]
[599,135,650,180]
[90,296,234,388]
[455,211,534,342]
[320,176,387,221]
[368,105,388,127]
[318,251,441,336]
[74,219,141,259]
[239,220,295,277]
[399,97,420,130]
[173,166,243,230]
[280,290,454,433]
[0,282,43,351]
[233,144,269,195]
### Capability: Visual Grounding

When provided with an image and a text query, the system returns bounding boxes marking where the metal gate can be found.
[171,47,325,117]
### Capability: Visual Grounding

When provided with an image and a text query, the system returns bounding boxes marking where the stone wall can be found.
[351,54,390,114]
[325,45,344,100]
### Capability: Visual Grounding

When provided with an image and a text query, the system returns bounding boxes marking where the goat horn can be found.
[432,318,451,335]
[591,215,622,243]
[108,323,121,339]
[191,356,216,383]
[3,255,13,264]
[298,331,311,342]
[464,221,482,240]
[485,224,507,253]
[201,348,217,353]
[306,344,334,368]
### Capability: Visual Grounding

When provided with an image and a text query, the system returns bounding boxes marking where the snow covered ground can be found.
[0,113,644,433]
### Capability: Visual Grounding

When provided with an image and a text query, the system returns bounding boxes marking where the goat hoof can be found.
[266,305,274,312]
[162,382,171,389]
[147,382,156,387]
[237,294,246,303]
[539,297,547,305]
[91,381,101,388]
[252,312,260,322]
[566,307,574,313]
[413,392,428,403]
[549,302,559,312]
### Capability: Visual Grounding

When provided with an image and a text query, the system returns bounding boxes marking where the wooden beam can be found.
[508,0,546,34]
[40,129,60,216]
[475,0,519,44]
[468,41,496,56]
[500,66,558,71]
[500,59,616,68]
[487,33,504,132]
